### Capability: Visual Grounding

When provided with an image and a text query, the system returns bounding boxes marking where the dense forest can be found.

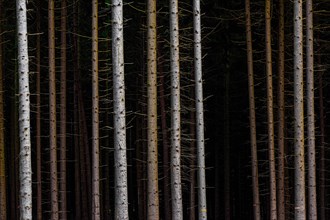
[1,0,330,219]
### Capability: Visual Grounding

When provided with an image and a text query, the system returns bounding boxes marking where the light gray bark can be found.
[294,0,306,219]
[92,0,100,219]
[17,0,32,218]
[169,0,183,219]
[147,0,159,218]
[193,0,207,219]
[265,0,277,219]
[306,0,317,219]
[245,0,261,219]
[112,0,129,219]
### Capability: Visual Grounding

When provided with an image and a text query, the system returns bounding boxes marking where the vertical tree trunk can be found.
[293,0,306,219]
[193,0,207,219]
[112,0,129,219]
[265,1,277,219]
[306,0,317,219]
[147,0,159,218]
[169,0,183,219]
[49,0,59,218]
[36,0,42,218]
[60,0,68,219]
[0,1,6,218]
[245,0,261,219]
[92,0,100,218]
[17,0,32,218]
[277,0,286,219]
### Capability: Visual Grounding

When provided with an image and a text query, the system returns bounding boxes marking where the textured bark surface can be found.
[17,0,32,218]
[92,0,100,219]
[193,0,207,219]
[265,1,277,219]
[169,0,183,219]
[147,0,159,218]
[112,0,129,219]
[294,0,306,219]
[245,0,261,219]
[306,0,317,219]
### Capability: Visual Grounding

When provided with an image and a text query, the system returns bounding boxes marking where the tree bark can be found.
[245,0,261,219]
[265,0,277,219]
[17,0,33,218]
[147,0,159,218]
[169,0,183,219]
[112,0,129,219]
[92,0,100,219]
[193,0,207,219]
[306,0,317,219]
[294,0,306,219]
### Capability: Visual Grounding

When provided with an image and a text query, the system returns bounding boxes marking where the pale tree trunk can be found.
[265,0,277,219]
[169,0,183,219]
[277,0,286,219]
[36,0,42,218]
[49,0,59,218]
[60,0,67,219]
[193,0,207,219]
[147,0,159,218]
[294,0,306,219]
[92,0,100,219]
[112,0,129,219]
[0,1,6,218]
[306,0,317,219]
[17,0,32,218]
[245,0,261,219]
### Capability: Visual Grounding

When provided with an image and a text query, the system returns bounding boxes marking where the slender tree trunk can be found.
[49,0,59,218]
[277,0,286,219]
[245,0,261,219]
[265,1,277,219]
[60,0,68,219]
[306,0,317,219]
[193,0,207,219]
[92,0,100,219]
[294,0,306,219]
[17,0,32,218]
[0,1,6,218]
[147,0,159,218]
[112,0,129,219]
[36,0,42,218]
[169,0,183,218]
[159,62,171,220]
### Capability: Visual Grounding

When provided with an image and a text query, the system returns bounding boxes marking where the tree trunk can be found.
[17,0,33,218]
[245,0,261,219]
[277,0,286,219]
[60,0,68,218]
[147,0,159,218]
[193,0,207,219]
[92,0,100,219]
[306,0,317,219]
[112,0,129,219]
[265,0,277,219]
[294,0,306,219]
[169,0,183,218]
